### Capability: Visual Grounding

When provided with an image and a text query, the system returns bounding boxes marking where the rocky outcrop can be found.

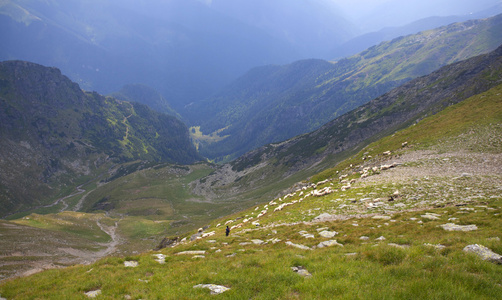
[463,244,502,264]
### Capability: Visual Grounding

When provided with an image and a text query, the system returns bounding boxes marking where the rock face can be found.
[193,284,230,295]
[156,237,179,250]
[463,244,502,264]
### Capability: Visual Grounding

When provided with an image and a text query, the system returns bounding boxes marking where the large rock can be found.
[285,241,311,250]
[318,230,338,238]
[291,266,312,277]
[439,223,478,231]
[317,240,343,248]
[193,284,230,295]
[124,261,138,268]
[176,250,206,256]
[84,290,101,298]
[463,244,502,264]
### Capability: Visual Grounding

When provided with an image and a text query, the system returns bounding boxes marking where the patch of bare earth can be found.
[0,219,121,282]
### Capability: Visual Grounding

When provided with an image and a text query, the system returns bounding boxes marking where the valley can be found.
[1,2,502,298]
[1,80,500,298]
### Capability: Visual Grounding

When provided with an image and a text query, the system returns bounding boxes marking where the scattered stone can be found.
[422,213,440,220]
[313,213,334,222]
[124,261,138,268]
[360,236,370,240]
[176,250,206,256]
[152,254,166,264]
[193,284,230,295]
[375,236,386,241]
[299,231,315,239]
[85,290,101,298]
[239,242,251,246]
[316,227,329,232]
[317,240,343,248]
[251,239,266,245]
[424,243,446,250]
[463,244,502,264]
[0,295,6,300]
[267,238,282,244]
[226,253,236,258]
[291,266,312,277]
[285,241,311,250]
[439,223,478,232]
[345,253,357,256]
[192,255,205,259]
[372,215,391,220]
[318,230,338,238]
[487,237,500,241]
[388,243,409,249]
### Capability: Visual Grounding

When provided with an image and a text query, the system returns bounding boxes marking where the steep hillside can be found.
[1,67,500,299]
[0,61,200,217]
[192,44,502,206]
[188,14,502,161]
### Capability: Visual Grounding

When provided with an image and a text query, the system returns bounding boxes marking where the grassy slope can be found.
[1,84,500,299]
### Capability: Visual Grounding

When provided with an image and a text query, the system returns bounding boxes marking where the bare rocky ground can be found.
[0,218,120,282]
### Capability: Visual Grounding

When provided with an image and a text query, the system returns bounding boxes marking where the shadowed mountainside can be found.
[0,61,200,216]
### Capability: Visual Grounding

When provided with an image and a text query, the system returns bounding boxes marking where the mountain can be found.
[0,0,301,110]
[330,4,502,60]
[110,84,181,119]
[0,0,360,111]
[350,0,502,32]
[0,61,200,217]
[1,49,501,297]
[193,43,502,203]
[187,14,502,162]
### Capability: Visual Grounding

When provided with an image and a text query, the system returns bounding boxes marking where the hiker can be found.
[225,226,230,236]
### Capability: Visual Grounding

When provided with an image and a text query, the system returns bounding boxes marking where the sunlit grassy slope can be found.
[1,85,500,299]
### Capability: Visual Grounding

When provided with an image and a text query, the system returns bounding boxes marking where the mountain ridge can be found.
[188,14,502,162]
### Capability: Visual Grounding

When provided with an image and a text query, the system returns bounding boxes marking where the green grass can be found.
[1,198,500,299]
[1,84,501,298]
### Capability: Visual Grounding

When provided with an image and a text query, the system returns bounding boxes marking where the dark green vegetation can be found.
[1,74,500,299]
[0,61,200,217]
[188,14,502,161]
